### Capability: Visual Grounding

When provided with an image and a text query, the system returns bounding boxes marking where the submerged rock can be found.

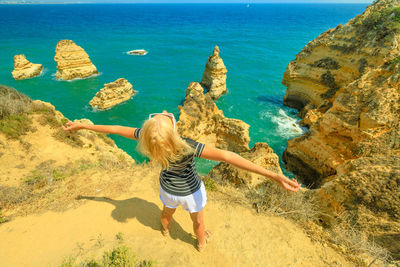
[201,46,228,100]
[127,49,148,56]
[177,82,249,153]
[54,40,98,80]
[11,55,43,80]
[89,78,135,110]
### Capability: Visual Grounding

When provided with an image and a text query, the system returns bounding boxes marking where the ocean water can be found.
[0,3,368,176]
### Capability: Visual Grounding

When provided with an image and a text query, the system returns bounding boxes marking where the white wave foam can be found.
[52,72,101,82]
[261,108,305,138]
[38,68,47,77]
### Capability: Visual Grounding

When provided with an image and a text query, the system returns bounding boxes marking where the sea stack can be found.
[89,78,135,110]
[11,55,43,80]
[54,40,98,80]
[201,46,228,100]
[177,82,249,153]
[281,0,400,258]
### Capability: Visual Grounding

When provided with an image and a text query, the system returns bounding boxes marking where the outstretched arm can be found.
[62,120,139,140]
[200,145,301,192]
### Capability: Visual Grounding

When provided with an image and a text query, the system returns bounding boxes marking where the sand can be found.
[0,174,351,267]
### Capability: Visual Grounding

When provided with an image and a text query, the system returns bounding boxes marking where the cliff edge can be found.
[281,0,400,260]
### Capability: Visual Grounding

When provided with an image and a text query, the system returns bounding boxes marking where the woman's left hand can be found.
[276,175,301,192]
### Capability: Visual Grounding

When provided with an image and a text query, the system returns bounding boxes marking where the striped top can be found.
[134,128,205,196]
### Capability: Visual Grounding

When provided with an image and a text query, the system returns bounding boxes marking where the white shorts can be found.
[159,182,207,213]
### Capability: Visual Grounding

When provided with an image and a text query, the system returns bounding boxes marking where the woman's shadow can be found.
[77,196,196,246]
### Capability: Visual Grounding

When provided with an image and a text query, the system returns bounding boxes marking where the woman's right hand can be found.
[62,120,84,132]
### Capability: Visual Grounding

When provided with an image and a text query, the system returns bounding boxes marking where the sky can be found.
[0,0,374,3]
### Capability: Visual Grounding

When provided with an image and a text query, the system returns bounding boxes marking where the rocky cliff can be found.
[54,40,98,80]
[11,55,43,80]
[89,78,135,110]
[281,0,400,259]
[201,46,228,100]
[177,82,249,153]
[207,142,282,189]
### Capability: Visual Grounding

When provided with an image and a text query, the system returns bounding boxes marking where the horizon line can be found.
[0,2,372,4]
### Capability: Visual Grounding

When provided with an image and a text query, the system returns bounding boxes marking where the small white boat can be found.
[127,49,148,56]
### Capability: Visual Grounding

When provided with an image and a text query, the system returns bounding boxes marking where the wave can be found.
[260,108,305,138]
[51,72,102,82]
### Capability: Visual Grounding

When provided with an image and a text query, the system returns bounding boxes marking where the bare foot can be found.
[197,230,212,252]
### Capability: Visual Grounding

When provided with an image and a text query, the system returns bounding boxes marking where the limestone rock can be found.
[177,82,249,153]
[201,46,228,100]
[312,156,400,258]
[11,55,43,80]
[54,40,98,80]
[282,0,400,185]
[89,78,135,110]
[281,0,400,258]
[282,0,400,112]
[207,142,282,189]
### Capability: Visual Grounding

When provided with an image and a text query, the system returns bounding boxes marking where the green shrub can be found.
[0,209,9,224]
[355,7,400,42]
[358,58,368,74]
[312,57,340,70]
[53,128,84,147]
[23,170,46,186]
[102,246,136,267]
[388,56,400,65]
[0,114,34,139]
[320,71,340,99]
[52,169,66,181]
[60,245,156,267]
[203,177,217,191]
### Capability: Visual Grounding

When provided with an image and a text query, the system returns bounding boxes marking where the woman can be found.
[62,110,301,252]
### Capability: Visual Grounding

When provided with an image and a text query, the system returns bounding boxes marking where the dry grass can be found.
[327,211,392,266]
[0,85,84,147]
[0,160,97,220]
[247,181,319,222]
[241,181,392,265]
[0,85,32,119]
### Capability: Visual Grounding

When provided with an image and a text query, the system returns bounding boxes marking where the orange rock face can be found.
[282,1,400,186]
[89,78,135,110]
[177,82,249,153]
[11,55,43,80]
[207,142,282,189]
[281,0,400,258]
[201,46,228,100]
[54,40,98,80]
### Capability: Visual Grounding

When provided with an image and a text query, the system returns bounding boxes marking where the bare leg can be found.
[190,210,206,246]
[161,205,176,233]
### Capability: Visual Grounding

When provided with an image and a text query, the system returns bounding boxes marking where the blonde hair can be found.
[137,118,194,169]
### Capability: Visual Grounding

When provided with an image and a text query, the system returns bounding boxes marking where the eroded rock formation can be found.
[89,78,135,110]
[177,82,249,153]
[201,46,228,100]
[207,142,282,189]
[11,55,43,80]
[54,40,98,80]
[281,0,400,258]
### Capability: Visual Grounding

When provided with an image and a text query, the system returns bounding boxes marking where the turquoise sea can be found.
[0,3,368,175]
